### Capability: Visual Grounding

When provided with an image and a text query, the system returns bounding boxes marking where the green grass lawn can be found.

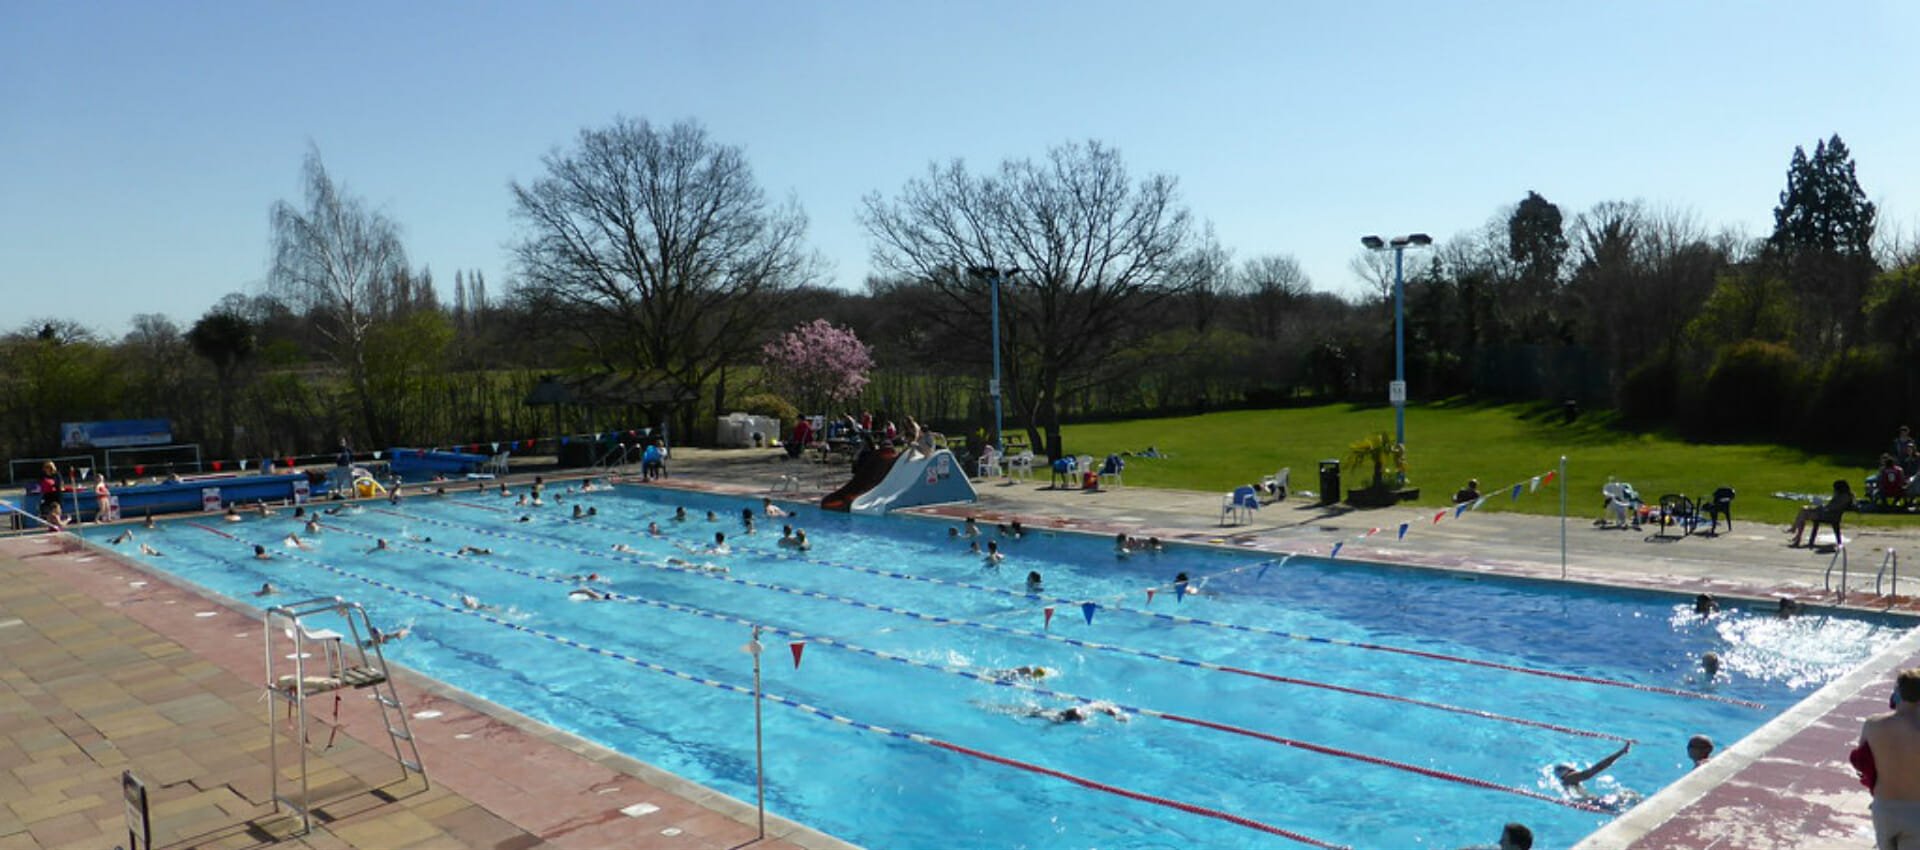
[1059,400,1893,526]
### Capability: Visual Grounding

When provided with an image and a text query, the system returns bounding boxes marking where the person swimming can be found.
[572,504,585,518]
[673,506,688,522]
[1021,701,1127,724]
[109,529,135,545]
[1025,571,1043,593]
[457,545,493,556]
[984,539,1004,565]
[763,497,791,518]
[1173,572,1191,597]
[366,538,389,553]
[1553,742,1640,811]
[284,533,314,550]
[991,665,1054,681]
[568,587,608,601]
[1114,533,1133,557]
[304,518,321,534]
[253,582,278,597]
[253,544,272,560]
[139,542,163,556]
[963,517,981,537]
[611,543,636,553]
[1701,651,1722,680]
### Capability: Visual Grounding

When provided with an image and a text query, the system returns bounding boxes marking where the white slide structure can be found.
[850,448,978,515]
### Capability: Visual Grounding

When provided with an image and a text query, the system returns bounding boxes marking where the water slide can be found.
[850,448,978,515]
[821,447,898,511]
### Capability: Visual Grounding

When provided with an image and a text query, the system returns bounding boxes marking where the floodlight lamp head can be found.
[966,265,992,278]
[1407,233,1433,246]
[1390,236,1411,248]
[1360,235,1386,250]
[1004,266,1023,277]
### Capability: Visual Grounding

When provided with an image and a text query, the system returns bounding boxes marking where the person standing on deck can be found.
[1857,669,1920,850]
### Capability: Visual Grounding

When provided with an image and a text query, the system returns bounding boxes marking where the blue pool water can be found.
[86,486,1909,849]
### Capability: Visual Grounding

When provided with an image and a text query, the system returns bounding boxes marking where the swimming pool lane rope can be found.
[405,503,1766,711]
[319,519,1633,746]
[183,521,1353,848]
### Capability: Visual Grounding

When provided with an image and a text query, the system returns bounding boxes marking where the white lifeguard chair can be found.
[263,597,426,835]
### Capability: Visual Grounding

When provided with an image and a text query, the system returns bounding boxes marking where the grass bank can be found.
[1058,401,1888,525]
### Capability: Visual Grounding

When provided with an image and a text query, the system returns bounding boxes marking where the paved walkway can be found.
[7,448,1918,850]
[0,530,833,850]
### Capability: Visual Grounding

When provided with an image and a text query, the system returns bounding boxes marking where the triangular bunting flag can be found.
[211,461,222,472]
[1529,476,1541,493]
[1455,503,1469,518]
[491,442,500,452]
[134,465,145,476]
[1330,542,1344,558]
[283,457,295,468]
[1081,602,1098,625]
[561,436,570,446]
[1043,606,1055,629]
[1511,483,1524,501]
[1365,527,1381,537]
[239,459,248,470]
[789,642,805,669]
[1145,588,1156,604]
[372,451,382,460]
[1543,470,1557,485]
[1474,496,1488,510]
[1433,510,1446,524]
[1397,523,1410,540]
[1256,563,1273,580]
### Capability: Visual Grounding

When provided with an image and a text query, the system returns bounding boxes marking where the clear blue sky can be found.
[5,2,1918,337]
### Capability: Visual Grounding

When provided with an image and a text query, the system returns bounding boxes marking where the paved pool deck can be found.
[6,447,1918,849]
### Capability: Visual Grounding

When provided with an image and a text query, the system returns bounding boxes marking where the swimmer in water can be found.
[253,544,272,560]
[963,517,981,537]
[1701,651,1721,680]
[253,582,278,597]
[1027,701,1127,724]
[110,529,135,545]
[673,506,688,522]
[284,533,314,550]
[457,545,493,556]
[763,497,790,518]
[459,594,491,611]
[304,518,321,534]
[709,532,731,554]
[1173,572,1191,597]
[568,587,608,601]
[139,542,163,556]
[1025,571,1043,593]
[1552,742,1640,811]
[368,625,410,646]
[612,543,636,553]
[224,505,243,523]
[1114,533,1133,558]
[984,539,1004,565]
[646,521,662,536]
[142,513,156,529]
[706,510,718,522]
[992,665,1054,681]
[517,515,532,523]
[573,504,585,518]
[367,538,389,553]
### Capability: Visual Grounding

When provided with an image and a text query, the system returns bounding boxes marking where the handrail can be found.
[1875,548,1899,600]
[1824,542,1850,599]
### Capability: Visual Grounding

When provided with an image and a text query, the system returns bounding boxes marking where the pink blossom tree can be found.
[759,319,874,414]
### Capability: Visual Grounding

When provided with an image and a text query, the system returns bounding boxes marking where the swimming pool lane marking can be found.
[184,523,1350,849]
[324,524,1658,754]
[395,505,1768,711]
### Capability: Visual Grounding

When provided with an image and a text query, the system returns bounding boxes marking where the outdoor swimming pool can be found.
[84,485,1909,849]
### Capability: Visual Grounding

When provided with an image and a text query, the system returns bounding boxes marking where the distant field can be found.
[1057,401,1894,525]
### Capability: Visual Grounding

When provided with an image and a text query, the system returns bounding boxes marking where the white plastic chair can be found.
[1098,454,1125,488]
[1221,485,1260,525]
[976,446,1003,479]
[1601,480,1639,528]
[1007,451,1035,480]
[1260,467,1291,502]
[487,451,511,476]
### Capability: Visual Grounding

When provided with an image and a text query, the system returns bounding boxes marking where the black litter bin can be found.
[1318,460,1341,504]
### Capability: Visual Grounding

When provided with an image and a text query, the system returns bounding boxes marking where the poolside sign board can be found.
[61,419,172,450]
[122,769,151,850]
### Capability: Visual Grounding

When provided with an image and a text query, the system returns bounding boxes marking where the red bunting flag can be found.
[283,457,295,469]
[211,461,223,472]
[789,641,806,669]
[1145,588,1156,604]
[1365,527,1381,537]
[1543,469,1557,485]
[1433,510,1446,524]
[1043,606,1055,629]
[134,465,145,476]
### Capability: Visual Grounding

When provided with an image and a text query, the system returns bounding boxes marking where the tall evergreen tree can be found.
[1766,134,1877,354]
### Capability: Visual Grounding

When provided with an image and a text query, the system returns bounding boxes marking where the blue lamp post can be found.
[1360,233,1432,447]
[968,265,1022,452]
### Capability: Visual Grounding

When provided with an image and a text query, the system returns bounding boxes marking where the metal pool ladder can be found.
[263,596,427,834]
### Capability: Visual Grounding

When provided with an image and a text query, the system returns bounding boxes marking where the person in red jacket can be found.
[35,461,64,524]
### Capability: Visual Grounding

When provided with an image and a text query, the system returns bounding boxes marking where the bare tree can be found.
[1229,253,1312,340]
[268,147,410,442]
[861,140,1214,457]
[510,117,814,426]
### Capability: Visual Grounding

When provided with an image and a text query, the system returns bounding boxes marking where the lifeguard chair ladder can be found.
[263,596,427,834]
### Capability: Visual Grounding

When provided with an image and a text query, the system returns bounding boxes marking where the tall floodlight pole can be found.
[1360,234,1433,448]
[968,265,1022,451]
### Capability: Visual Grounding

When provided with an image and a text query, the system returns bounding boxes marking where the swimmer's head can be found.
[1701,651,1721,677]
[1687,734,1714,763]
[1552,764,1577,782]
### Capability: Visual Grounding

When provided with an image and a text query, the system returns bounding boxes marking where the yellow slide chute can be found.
[353,476,387,498]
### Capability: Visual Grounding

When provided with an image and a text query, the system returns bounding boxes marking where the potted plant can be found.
[1344,431,1416,507]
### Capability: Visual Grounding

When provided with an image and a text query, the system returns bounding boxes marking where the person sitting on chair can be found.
[1788,479,1855,547]
[1454,478,1482,504]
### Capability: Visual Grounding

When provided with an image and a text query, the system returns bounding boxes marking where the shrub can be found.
[737,392,798,429]
[1702,340,1802,441]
